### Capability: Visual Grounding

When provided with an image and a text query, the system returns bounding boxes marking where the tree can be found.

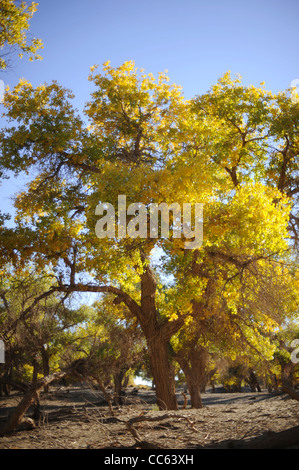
[0,266,88,391]
[65,296,146,406]
[0,0,43,69]
[0,63,191,409]
[0,63,298,411]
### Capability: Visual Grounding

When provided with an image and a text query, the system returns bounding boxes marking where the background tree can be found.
[64,296,146,406]
[0,266,88,391]
[0,0,43,70]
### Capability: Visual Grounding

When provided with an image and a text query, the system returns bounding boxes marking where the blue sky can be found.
[1,0,299,216]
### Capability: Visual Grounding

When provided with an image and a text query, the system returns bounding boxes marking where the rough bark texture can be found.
[176,345,214,408]
[113,370,125,406]
[41,345,50,393]
[147,336,178,410]
[139,251,179,410]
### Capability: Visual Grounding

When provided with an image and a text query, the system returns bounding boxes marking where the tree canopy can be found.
[0,0,43,69]
[0,61,299,409]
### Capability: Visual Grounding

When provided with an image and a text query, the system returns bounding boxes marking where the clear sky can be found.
[1,0,299,216]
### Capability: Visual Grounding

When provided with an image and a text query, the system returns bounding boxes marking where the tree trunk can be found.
[41,345,50,393]
[113,370,125,406]
[32,359,39,387]
[147,337,178,410]
[187,379,203,408]
[54,257,184,412]
[139,250,179,411]
[281,361,295,391]
[268,373,279,393]
[247,369,261,392]
[176,345,210,408]
[123,374,130,389]
[178,360,203,409]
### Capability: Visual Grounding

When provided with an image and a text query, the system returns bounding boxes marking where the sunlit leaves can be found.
[0,62,299,372]
[0,0,43,69]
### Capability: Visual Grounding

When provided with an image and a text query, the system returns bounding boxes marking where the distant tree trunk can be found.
[268,373,279,393]
[176,345,211,408]
[0,367,12,396]
[187,377,203,408]
[281,361,295,391]
[178,358,202,409]
[247,369,261,392]
[113,369,126,406]
[41,345,50,392]
[32,359,39,387]
[278,340,295,392]
[201,367,217,393]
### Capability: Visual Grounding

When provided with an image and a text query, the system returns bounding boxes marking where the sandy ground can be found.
[0,386,299,449]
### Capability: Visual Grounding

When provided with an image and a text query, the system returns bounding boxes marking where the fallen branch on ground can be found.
[118,412,195,449]
[0,366,80,436]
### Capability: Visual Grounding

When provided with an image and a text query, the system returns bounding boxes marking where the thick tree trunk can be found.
[139,251,179,411]
[147,337,178,410]
[187,379,203,408]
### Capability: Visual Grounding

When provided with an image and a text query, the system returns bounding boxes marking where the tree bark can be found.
[147,335,178,410]
[32,358,39,387]
[113,370,125,406]
[176,345,211,408]
[283,387,299,402]
[41,345,50,392]
[281,361,295,391]
[139,251,179,410]
[247,368,261,392]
